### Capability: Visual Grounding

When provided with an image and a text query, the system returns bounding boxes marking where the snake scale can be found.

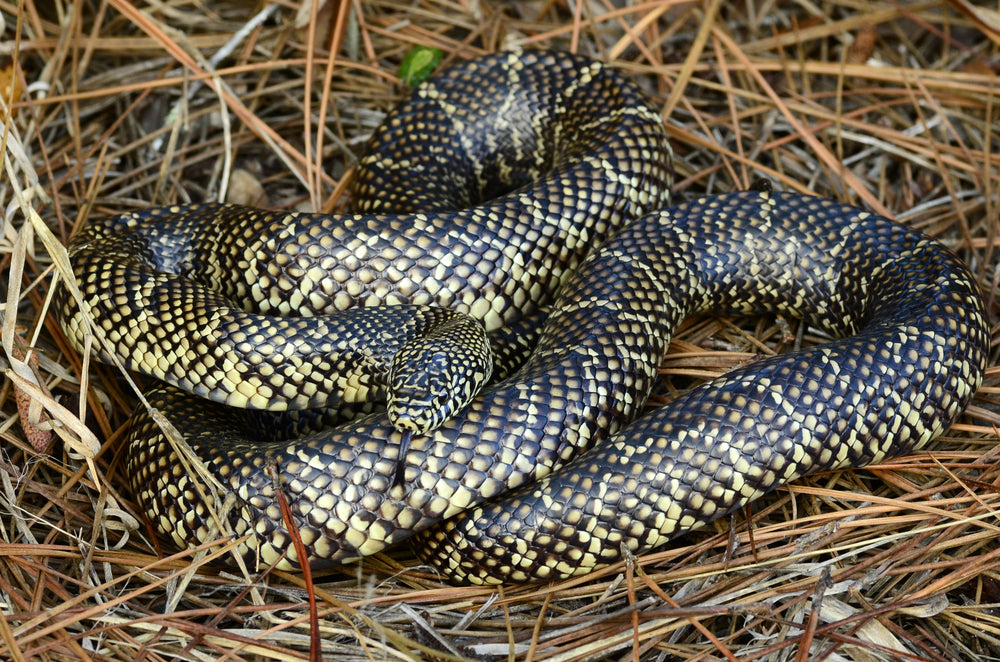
[58,50,989,584]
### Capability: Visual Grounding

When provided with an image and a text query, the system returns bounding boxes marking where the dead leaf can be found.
[846,23,877,64]
[0,56,23,121]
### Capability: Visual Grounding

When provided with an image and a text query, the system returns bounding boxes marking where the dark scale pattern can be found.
[58,52,988,584]
[415,191,989,583]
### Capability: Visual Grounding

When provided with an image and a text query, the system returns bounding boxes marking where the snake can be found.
[56,50,989,585]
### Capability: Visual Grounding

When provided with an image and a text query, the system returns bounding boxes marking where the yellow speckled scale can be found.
[57,52,988,585]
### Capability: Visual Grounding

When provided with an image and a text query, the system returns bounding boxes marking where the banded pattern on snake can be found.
[57,50,989,584]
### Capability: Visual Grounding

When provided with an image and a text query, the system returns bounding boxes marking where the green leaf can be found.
[398,46,444,86]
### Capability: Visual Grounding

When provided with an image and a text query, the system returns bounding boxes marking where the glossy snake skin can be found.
[58,51,988,584]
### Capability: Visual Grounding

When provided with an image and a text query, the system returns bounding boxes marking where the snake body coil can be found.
[59,51,989,584]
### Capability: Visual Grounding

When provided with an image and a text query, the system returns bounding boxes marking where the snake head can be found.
[386,314,494,435]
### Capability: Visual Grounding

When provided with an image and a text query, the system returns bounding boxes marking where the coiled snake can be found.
[58,50,989,584]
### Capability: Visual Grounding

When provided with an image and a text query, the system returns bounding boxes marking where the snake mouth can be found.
[386,378,459,434]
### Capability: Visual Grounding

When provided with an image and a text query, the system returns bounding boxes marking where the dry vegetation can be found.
[2,0,1000,660]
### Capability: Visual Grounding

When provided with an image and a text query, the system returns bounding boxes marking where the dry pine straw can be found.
[2,1,1000,661]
